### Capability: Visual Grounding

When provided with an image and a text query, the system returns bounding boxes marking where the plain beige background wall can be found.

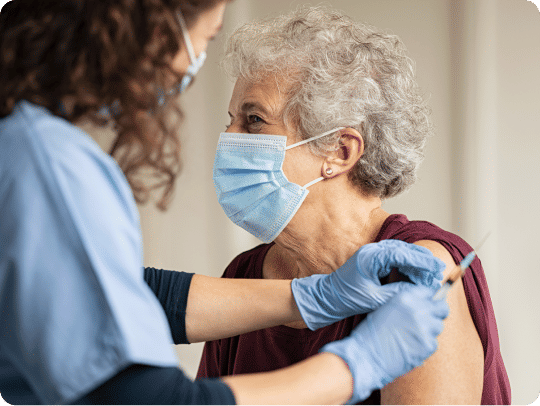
[87,0,539,403]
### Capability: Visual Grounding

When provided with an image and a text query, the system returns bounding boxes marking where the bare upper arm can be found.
[380,240,484,404]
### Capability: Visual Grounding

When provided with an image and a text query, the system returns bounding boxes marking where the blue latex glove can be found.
[291,240,445,330]
[321,284,449,404]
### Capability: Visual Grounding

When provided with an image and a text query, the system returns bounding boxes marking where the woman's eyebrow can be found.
[228,102,272,119]
[241,101,269,115]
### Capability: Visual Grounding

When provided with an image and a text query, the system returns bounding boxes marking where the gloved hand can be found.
[291,240,445,330]
[321,284,449,404]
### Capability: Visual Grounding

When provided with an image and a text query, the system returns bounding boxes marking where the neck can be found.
[273,185,390,279]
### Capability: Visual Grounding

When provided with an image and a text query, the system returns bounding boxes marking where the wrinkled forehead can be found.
[228,73,296,119]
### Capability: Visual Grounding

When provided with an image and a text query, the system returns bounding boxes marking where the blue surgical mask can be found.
[213,127,345,243]
[177,11,206,93]
[174,9,206,94]
[75,11,204,114]
[157,10,207,105]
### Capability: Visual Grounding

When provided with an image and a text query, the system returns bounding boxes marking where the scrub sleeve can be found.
[0,102,235,405]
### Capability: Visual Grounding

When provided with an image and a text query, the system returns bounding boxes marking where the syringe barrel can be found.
[460,251,476,270]
[433,283,452,300]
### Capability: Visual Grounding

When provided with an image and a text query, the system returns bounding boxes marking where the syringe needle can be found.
[433,231,492,300]
[473,231,492,253]
[460,231,491,270]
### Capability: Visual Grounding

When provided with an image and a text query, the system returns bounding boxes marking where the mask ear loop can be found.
[287,127,346,189]
[301,176,324,190]
[285,127,346,150]
[176,10,197,63]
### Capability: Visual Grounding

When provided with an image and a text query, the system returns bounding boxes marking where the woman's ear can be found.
[322,128,364,179]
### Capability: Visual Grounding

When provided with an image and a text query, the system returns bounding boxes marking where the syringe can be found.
[432,232,491,300]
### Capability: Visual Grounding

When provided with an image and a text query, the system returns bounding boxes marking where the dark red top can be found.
[197,214,511,404]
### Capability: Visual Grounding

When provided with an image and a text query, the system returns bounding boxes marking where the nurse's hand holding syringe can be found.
[147,239,449,404]
[185,240,450,404]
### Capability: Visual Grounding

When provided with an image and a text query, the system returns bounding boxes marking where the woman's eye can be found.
[247,114,263,125]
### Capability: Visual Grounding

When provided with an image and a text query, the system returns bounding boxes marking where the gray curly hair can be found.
[221,5,432,198]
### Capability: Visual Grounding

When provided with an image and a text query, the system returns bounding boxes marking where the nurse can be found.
[0,0,448,404]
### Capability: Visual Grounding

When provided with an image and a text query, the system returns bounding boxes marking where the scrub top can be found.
[0,101,178,404]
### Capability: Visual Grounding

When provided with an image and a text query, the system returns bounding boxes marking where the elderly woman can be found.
[196,6,510,405]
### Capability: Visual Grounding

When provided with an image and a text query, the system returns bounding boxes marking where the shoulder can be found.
[1,102,118,185]
[1,101,109,167]
[1,101,138,225]
[380,214,473,265]
[0,102,143,280]
[413,240,456,280]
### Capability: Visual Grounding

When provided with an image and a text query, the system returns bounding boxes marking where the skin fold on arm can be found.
[381,240,484,405]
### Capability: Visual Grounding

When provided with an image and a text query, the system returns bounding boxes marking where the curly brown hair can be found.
[0,0,226,210]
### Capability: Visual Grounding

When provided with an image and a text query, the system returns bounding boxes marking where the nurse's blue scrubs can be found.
[0,102,234,404]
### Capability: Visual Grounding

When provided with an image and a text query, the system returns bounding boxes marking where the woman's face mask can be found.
[212,127,344,243]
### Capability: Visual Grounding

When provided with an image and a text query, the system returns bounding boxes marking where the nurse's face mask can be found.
[174,9,207,94]
[213,127,345,243]
[157,10,207,105]
[97,10,206,114]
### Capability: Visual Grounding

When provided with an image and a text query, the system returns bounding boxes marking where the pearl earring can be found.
[325,168,333,175]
